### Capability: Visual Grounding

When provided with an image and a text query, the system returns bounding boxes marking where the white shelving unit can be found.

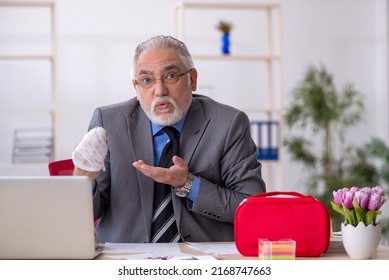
[0,0,57,167]
[172,2,283,190]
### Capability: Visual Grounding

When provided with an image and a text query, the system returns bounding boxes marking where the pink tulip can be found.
[361,187,372,196]
[333,189,343,206]
[342,189,354,209]
[371,186,384,196]
[367,192,384,211]
[354,189,369,209]
[350,186,359,195]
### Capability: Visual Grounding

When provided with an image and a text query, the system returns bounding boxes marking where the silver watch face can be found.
[175,189,187,197]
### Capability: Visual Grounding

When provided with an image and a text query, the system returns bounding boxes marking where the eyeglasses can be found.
[134,69,192,89]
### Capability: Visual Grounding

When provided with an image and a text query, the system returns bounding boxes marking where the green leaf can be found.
[331,201,344,215]
[342,204,356,225]
[352,198,366,225]
[366,210,382,225]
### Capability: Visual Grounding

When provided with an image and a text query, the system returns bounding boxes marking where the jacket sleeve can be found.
[87,107,111,220]
[188,110,266,223]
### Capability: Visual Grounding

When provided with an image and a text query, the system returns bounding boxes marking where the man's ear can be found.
[132,80,139,100]
[190,68,198,92]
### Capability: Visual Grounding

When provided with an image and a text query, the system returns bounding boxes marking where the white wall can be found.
[279,0,389,192]
[1,0,388,196]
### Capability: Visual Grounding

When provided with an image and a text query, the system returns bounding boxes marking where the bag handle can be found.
[253,191,310,198]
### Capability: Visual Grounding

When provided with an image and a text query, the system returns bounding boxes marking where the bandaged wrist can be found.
[72,127,108,172]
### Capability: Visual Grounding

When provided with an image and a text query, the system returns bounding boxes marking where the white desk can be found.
[95,242,389,260]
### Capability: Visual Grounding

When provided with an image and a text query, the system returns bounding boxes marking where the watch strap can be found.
[174,173,194,197]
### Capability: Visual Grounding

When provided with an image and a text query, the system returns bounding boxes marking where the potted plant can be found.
[330,186,386,259]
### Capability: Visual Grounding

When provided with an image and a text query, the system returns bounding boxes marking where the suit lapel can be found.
[126,105,155,238]
[174,98,210,231]
[180,98,210,164]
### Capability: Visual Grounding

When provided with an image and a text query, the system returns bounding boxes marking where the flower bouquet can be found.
[331,186,386,259]
[331,186,386,226]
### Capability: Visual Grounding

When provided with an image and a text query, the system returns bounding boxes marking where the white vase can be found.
[341,222,381,259]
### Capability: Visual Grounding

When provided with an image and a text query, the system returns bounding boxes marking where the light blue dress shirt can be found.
[151,118,200,202]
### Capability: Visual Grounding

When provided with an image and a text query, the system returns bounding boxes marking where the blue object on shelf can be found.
[250,120,279,161]
[221,32,230,55]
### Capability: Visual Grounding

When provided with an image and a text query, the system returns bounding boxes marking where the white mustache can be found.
[152,97,175,111]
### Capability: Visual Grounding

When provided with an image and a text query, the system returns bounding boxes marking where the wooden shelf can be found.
[172,1,283,189]
[0,0,55,7]
[192,55,281,61]
[173,2,280,11]
[0,0,57,163]
[0,55,54,61]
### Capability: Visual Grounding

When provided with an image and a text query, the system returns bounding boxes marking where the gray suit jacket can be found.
[89,94,265,243]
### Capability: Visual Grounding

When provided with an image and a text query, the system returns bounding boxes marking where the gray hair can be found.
[131,35,194,78]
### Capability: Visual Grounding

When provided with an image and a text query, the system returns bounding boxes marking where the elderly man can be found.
[74,35,265,243]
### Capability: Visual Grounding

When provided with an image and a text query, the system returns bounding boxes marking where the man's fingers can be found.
[172,156,187,169]
[132,160,145,168]
[73,166,100,182]
[133,157,188,187]
[133,160,154,177]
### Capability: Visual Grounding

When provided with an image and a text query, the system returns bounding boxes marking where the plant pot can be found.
[341,222,381,259]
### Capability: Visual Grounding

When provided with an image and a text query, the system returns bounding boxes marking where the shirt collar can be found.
[151,115,187,136]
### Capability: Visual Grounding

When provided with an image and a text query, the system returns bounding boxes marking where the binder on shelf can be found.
[250,120,279,161]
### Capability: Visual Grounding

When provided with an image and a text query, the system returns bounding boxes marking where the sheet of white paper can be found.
[103,242,182,255]
[100,243,216,260]
[186,242,240,255]
[101,252,216,260]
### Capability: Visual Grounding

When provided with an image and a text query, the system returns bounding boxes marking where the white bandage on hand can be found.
[72,127,108,172]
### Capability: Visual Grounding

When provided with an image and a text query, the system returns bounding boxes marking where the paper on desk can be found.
[102,243,216,260]
[186,242,240,255]
[102,252,215,260]
[103,242,182,254]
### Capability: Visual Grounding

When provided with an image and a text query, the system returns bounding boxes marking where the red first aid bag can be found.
[234,191,331,257]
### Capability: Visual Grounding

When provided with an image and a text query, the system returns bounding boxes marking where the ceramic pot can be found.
[341,222,381,259]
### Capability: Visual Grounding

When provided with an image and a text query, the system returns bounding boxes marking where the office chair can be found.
[48,159,74,176]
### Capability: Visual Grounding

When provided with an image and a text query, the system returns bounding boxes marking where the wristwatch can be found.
[174,173,194,198]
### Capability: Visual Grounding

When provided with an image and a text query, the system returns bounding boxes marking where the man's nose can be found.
[154,79,168,96]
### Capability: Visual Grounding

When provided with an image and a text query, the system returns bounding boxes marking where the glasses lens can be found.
[163,72,179,85]
[139,77,154,88]
[136,69,190,89]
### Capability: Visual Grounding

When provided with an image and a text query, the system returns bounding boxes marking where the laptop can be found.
[0,176,99,259]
